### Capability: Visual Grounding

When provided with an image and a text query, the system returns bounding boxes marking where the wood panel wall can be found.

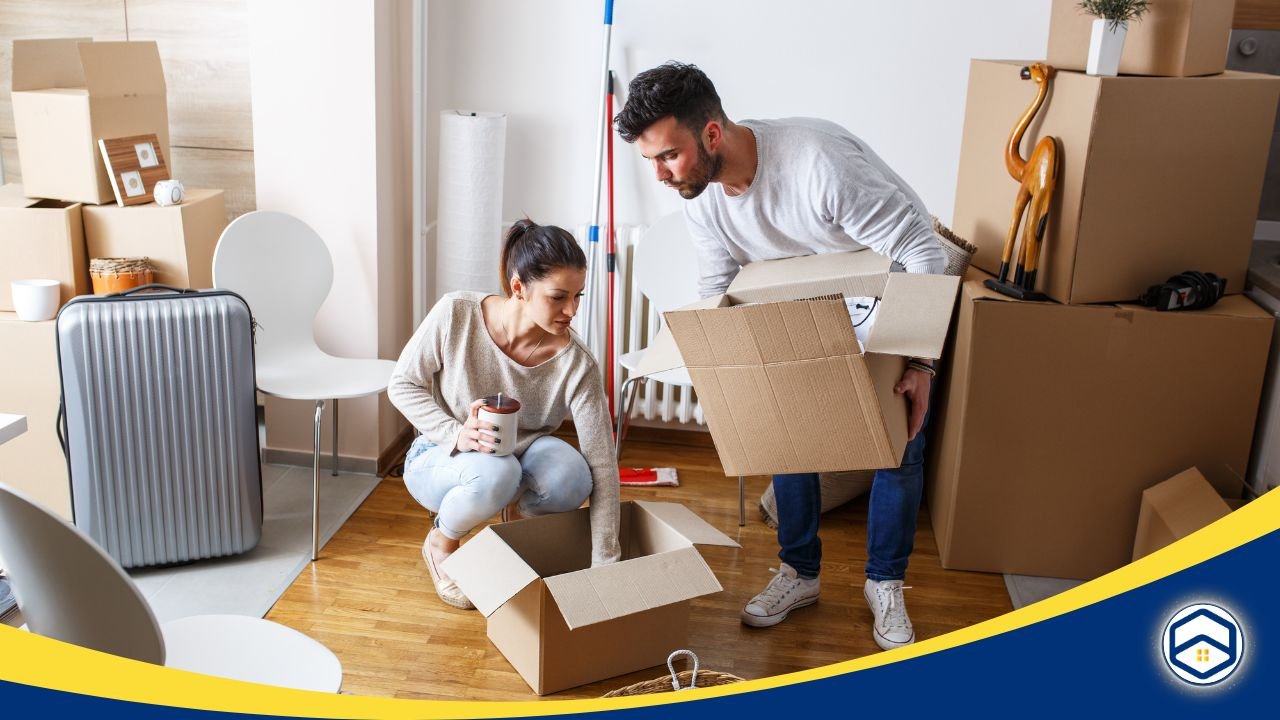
[1235,0,1280,31]
[0,0,254,220]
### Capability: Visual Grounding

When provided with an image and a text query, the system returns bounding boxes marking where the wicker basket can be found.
[601,651,744,698]
[931,216,977,278]
[90,257,155,294]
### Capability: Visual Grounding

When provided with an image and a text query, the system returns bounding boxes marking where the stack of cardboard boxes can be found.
[927,1,1280,579]
[0,39,229,518]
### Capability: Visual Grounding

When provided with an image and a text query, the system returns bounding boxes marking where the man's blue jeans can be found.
[773,408,931,582]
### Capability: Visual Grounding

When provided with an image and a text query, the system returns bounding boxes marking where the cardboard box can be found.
[637,250,960,476]
[1243,273,1280,496]
[11,39,170,205]
[953,59,1280,305]
[0,313,70,519]
[0,184,88,312]
[1132,467,1233,561]
[444,501,738,695]
[1047,0,1235,77]
[926,269,1272,580]
[83,189,228,290]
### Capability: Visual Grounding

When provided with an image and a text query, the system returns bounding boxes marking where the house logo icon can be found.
[1161,603,1244,686]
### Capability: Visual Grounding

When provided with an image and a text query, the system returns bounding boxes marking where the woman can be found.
[388,219,620,609]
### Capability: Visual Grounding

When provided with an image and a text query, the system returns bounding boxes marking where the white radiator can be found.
[573,224,705,427]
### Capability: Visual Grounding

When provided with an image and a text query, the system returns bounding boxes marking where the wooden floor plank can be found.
[265,434,1013,699]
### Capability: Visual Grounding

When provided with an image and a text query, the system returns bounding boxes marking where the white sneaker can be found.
[740,563,820,628]
[863,578,915,650]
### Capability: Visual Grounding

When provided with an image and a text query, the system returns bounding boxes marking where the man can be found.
[615,62,946,650]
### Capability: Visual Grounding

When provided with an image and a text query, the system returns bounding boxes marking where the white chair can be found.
[616,212,746,525]
[0,483,343,692]
[213,211,396,560]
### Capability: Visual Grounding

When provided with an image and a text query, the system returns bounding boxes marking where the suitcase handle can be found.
[109,283,198,297]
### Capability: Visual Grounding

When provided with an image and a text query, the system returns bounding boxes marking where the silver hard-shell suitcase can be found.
[56,285,262,568]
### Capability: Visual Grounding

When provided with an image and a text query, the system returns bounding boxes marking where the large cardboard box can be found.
[11,39,170,205]
[444,501,738,695]
[953,59,1280,305]
[0,184,88,312]
[0,313,70,519]
[83,189,228,289]
[1132,467,1233,561]
[927,270,1272,580]
[1046,0,1236,77]
[637,250,960,476]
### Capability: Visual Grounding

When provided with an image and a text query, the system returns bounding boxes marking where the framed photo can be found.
[98,133,170,207]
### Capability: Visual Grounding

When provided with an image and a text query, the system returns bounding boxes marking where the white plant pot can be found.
[11,279,60,322]
[1087,18,1127,76]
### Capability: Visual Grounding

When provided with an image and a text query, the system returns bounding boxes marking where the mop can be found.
[583,0,614,354]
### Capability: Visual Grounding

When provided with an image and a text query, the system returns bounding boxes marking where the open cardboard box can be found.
[637,250,960,476]
[11,39,170,205]
[1132,467,1239,562]
[443,500,739,695]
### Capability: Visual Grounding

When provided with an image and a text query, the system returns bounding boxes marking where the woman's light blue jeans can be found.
[402,434,593,540]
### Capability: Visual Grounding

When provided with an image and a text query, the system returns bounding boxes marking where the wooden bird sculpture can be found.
[985,63,1060,301]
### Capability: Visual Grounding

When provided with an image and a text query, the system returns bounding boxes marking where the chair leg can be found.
[615,376,644,461]
[312,400,324,561]
[738,476,745,527]
[331,398,339,477]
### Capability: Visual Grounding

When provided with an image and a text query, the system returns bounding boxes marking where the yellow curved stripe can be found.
[2,487,1275,718]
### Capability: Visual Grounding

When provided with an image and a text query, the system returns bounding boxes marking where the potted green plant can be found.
[1078,0,1151,76]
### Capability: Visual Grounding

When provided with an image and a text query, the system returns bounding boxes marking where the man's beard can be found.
[675,140,722,199]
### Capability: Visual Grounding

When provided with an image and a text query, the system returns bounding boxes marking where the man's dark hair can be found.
[614,62,726,143]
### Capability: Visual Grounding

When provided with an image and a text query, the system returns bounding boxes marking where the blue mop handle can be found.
[604,0,614,25]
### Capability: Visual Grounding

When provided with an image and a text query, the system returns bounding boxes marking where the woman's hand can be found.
[455,398,501,453]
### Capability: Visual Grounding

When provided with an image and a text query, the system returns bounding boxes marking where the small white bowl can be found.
[11,279,61,322]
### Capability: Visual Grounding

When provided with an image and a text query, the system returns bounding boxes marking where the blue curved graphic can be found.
[2,526,1276,717]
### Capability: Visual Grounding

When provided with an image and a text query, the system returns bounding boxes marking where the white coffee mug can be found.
[11,279,60,322]
[477,394,520,456]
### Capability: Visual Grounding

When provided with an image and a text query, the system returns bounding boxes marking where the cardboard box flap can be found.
[726,250,891,304]
[79,41,166,97]
[543,546,722,630]
[12,38,91,92]
[634,501,741,548]
[864,272,961,359]
[441,527,539,618]
[634,295,725,377]
[1143,468,1232,539]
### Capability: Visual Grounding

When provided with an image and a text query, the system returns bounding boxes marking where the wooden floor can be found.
[265,429,1013,700]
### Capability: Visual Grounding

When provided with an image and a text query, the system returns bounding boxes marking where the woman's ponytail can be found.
[499,219,586,297]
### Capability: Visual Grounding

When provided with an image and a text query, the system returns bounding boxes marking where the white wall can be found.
[427,0,1053,235]
[248,0,412,464]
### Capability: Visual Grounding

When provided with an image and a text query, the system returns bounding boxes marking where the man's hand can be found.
[455,398,501,454]
[894,367,932,441]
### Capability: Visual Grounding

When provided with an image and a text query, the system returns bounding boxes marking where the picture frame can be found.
[97,133,171,207]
